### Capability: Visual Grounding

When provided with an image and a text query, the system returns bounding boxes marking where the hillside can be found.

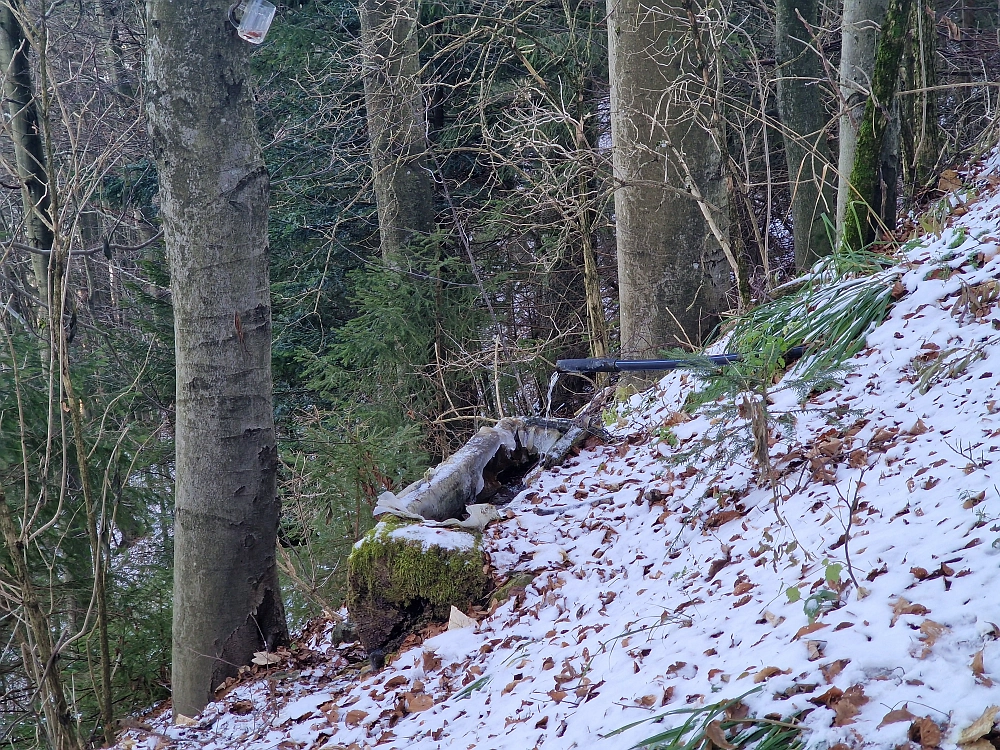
[117,152,1000,750]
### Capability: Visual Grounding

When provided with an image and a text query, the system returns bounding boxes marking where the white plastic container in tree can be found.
[231,0,276,44]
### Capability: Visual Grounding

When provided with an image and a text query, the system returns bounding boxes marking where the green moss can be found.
[347,519,488,617]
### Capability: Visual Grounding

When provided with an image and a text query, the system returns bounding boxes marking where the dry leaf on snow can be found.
[956,705,1000,745]
[251,651,282,666]
[405,693,434,712]
[891,597,930,626]
[345,709,368,727]
[753,666,790,683]
[705,720,737,750]
[820,659,850,683]
[914,620,949,659]
[971,649,993,686]
[422,650,442,672]
[878,705,916,728]
[909,716,942,748]
[810,684,868,727]
[793,622,828,641]
[229,699,254,716]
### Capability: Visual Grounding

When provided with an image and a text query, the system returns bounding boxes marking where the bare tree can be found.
[360,0,434,263]
[607,0,732,361]
[774,0,836,269]
[145,0,288,719]
[836,0,888,234]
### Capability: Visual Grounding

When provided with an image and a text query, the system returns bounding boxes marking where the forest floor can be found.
[117,151,1000,750]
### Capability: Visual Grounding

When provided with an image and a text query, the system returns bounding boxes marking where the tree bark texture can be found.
[842,0,912,251]
[901,1,940,195]
[607,0,730,361]
[774,0,836,270]
[145,0,288,719]
[360,0,435,262]
[836,0,889,234]
[0,5,52,315]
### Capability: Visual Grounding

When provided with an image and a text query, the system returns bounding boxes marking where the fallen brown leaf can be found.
[405,693,434,713]
[422,650,442,672]
[909,716,942,748]
[820,659,850,683]
[832,685,869,727]
[877,705,915,728]
[956,705,1000,744]
[808,686,843,708]
[915,620,948,658]
[705,720,737,750]
[753,666,790,683]
[345,709,368,727]
[229,700,254,716]
[793,622,828,641]
[891,597,930,626]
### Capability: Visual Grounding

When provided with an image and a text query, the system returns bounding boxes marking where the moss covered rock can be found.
[346,518,490,652]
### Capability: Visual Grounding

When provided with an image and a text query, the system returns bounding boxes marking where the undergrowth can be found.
[604,688,806,750]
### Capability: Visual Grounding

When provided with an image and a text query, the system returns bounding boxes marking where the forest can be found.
[0,0,997,746]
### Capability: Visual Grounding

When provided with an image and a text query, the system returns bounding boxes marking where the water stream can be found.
[544,371,560,419]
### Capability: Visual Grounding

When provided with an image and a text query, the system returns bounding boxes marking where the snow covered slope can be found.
[117,153,1000,750]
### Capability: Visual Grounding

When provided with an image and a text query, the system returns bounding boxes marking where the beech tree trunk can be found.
[360,0,434,262]
[774,0,836,269]
[145,0,288,719]
[607,0,731,361]
[842,0,912,251]
[0,5,52,316]
[836,0,889,234]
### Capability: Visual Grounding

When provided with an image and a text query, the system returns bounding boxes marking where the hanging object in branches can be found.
[229,0,275,44]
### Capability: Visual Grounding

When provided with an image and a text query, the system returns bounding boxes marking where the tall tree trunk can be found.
[774,0,836,270]
[145,0,289,719]
[607,0,731,362]
[0,4,52,318]
[836,0,889,235]
[360,0,434,263]
[841,0,912,251]
[901,0,940,196]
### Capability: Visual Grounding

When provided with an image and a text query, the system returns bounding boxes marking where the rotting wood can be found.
[374,415,606,525]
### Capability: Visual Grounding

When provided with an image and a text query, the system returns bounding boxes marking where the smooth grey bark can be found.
[145,0,288,719]
[0,5,52,316]
[607,0,731,361]
[774,0,836,270]
[836,0,889,234]
[359,0,434,262]
[841,0,912,250]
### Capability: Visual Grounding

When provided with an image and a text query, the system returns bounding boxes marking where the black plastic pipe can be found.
[556,345,807,374]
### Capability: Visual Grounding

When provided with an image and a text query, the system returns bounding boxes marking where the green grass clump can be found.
[604,688,807,750]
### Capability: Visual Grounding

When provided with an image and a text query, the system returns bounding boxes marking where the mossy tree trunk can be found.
[774,0,836,270]
[607,0,731,363]
[836,0,888,234]
[145,0,288,719]
[360,0,435,264]
[841,0,913,252]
